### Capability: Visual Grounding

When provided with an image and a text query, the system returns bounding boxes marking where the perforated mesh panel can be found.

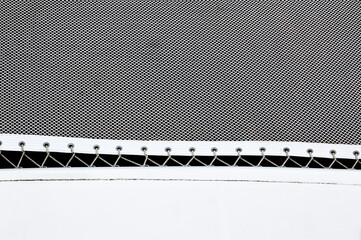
[1,1,361,144]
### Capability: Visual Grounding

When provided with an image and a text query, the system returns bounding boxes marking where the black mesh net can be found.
[1,1,360,144]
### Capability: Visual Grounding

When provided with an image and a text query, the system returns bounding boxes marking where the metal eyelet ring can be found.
[283,147,290,153]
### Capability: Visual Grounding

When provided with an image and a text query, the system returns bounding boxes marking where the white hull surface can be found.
[1,167,361,240]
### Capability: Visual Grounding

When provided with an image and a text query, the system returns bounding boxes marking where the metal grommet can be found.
[19,141,25,147]
[141,146,148,151]
[235,147,242,152]
[330,150,336,154]
[260,147,266,152]
[116,146,122,151]
[93,145,100,150]
[165,147,172,152]
[211,147,218,152]
[283,147,290,153]
[307,149,313,154]
[43,142,50,148]
[353,151,360,156]
[189,147,195,152]
[67,143,74,149]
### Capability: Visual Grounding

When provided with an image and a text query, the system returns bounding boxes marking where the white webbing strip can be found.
[0,134,360,159]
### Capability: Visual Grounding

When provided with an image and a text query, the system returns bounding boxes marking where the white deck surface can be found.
[1,167,361,240]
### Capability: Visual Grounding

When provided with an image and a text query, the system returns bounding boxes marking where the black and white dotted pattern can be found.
[1,1,361,144]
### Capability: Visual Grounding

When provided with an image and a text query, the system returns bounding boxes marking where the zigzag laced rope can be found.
[0,141,360,169]
[17,142,40,168]
[66,144,89,167]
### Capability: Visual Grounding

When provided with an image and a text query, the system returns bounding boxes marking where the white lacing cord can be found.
[66,144,89,167]
[233,148,254,167]
[41,143,64,168]
[329,150,349,169]
[17,142,40,168]
[257,148,278,167]
[0,141,17,168]
[114,146,142,167]
[305,149,326,168]
[162,148,183,166]
[186,148,207,166]
[281,148,303,168]
[142,147,161,167]
[351,151,360,169]
[209,148,230,166]
[0,141,360,169]
[90,145,113,167]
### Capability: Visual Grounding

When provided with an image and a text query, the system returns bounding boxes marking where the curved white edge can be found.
[1,167,361,186]
[0,134,360,159]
